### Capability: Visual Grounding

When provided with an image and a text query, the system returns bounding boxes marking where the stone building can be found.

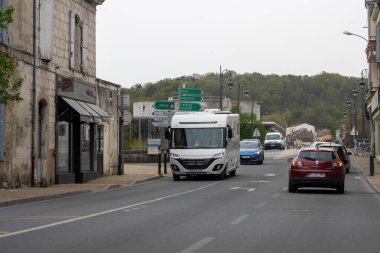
[0,0,121,187]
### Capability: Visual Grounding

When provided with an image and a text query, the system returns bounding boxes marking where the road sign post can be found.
[178,88,203,95]
[179,95,203,102]
[153,101,175,110]
[179,102,202,111]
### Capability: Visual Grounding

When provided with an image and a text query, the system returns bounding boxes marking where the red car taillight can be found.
[332,160,343,168]
[291,159,303,168]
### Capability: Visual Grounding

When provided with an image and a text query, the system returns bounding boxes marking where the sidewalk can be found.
[1,154,380,208]
[353,155,380,194]
[0,163,171,207]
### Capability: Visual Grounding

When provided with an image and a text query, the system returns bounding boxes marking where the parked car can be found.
[240,140,264,165]
[318,143,352,173]
[288,147,345,193]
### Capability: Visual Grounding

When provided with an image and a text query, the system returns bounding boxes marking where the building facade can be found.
[0,0,121,187]
[365,1,380,161]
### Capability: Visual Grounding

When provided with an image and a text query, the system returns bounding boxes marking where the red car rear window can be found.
[298,151,336,161]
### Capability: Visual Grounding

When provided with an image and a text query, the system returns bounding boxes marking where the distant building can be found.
[286,123,316,136]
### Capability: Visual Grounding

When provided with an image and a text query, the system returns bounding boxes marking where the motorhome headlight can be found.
[213,152,224,159]
[171,153,180,160]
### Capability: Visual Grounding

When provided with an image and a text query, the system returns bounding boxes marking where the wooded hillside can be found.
[122,71,363,131]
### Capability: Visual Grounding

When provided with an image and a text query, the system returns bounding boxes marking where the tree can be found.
[0,5,23,104]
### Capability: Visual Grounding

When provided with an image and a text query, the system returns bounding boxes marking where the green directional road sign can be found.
[178,88,203,95]
[153,101,175,110]
[179,102,202,111]
[179,95,203,102]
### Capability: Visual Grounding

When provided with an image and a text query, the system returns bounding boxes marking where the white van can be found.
[264,132,285,150]
[166,111,240,181]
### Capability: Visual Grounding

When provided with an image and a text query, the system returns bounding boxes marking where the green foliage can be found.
[0,53,23,103]
[0,5,13,29]
[0,5,23,104]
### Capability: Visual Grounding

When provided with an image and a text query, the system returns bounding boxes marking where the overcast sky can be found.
[96,0,368,88]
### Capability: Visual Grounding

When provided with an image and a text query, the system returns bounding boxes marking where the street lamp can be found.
[343,31,368,42]
[353,86,358,144]
[219,66,234,110]
[244,85,254,136]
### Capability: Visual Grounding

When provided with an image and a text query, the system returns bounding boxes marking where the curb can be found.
[0,175,167,208]
[0,190,91,208]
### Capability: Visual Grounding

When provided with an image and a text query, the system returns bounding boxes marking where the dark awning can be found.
[62,97,111,123]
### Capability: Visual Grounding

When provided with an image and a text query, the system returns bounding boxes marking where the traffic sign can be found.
[152,110,175,116]
[179,102,202,111]
[252,128,261,137]
[179,95,203,102]
[153,101,174,110]
[153,121,171,127]
[178,88,203,95]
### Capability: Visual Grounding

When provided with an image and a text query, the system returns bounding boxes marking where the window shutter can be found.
[377,23,380,63]
[82,20,89,74]
[69,11,75,69]
[0,0,10,46]
[40,0,54,60]
[0,103,4,161]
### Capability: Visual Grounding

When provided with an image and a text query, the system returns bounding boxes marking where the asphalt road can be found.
[1,150,380,253]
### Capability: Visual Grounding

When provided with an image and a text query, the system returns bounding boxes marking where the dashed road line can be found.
[264,173,276,177]
[179,237,215,253]
[230,214,249,225]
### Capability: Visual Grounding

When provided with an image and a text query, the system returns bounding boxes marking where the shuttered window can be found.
[69,11,75,69]
[82,20,89,74]
[377,23,380,62]
[69,11,89,73]
[0,0,9,46]
[40,0,54,60]
[0,102,4,161]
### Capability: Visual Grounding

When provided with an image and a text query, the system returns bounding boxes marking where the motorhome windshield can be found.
[171,128,225,149]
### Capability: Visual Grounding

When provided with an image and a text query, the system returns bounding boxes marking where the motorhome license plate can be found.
[306,173,325,178]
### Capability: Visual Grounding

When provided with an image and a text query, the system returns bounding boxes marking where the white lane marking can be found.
[250,180,270,183]
[282,187,288,191]
[264,174,276,177]
[272,193,279,198]
[230,187,255,192]
[230,214,249,225]
[0,182,219,239]
[355,176,361,180]
[179,237,215,253]
[256,202,266,208]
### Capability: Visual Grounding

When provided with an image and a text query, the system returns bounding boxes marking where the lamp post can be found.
[244,85,255,136]
[219,66,234,111]
[237,80,241,114]
[347,99,352,147]
[359,69,368,138]
[343,31,369,42]
[352,86,358,145]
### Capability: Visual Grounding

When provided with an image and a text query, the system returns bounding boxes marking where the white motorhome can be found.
[166,111,240,181]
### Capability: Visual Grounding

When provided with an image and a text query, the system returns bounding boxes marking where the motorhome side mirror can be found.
[164,127,171,139]
[227,127,233,139]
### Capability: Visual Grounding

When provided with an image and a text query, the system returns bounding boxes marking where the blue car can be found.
[240,140,264,165]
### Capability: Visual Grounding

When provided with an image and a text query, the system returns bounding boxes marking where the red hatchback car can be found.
[288,148,345,194]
